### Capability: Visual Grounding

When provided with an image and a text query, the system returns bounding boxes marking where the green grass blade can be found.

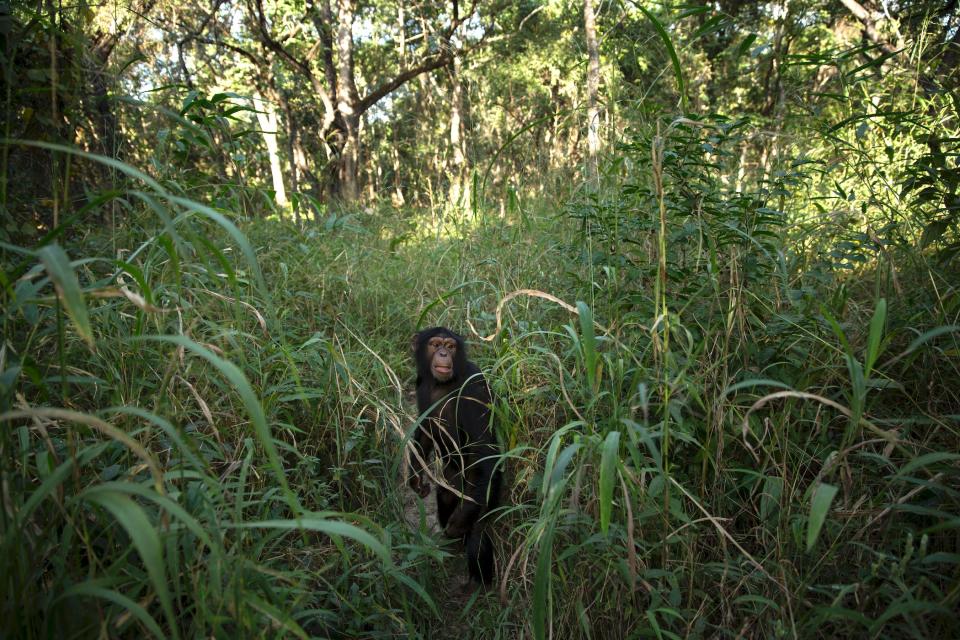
[229,516,390,565]
[897,452,960,477]
[549,442,582,498]
[414,280,482,329]
[722,378,795,397]
[167,195,270,302]
[102,407,209,475]
[533,526,555,640]
[819,304,851,353]
[82,488,177,639]
[241,593,309,640]
[9,443,108,533]
[806,483,838,552]
[864,298,886,377]
[2,139,167,194]
[59,582,167,639]
[389,567,440,616]
[542,431,565,498]
[576,301,598,393]
[38,244,95,349]
[635,4,687,110]
[599,430,620,535]
[904,325,960,355]
[95,481,214,549]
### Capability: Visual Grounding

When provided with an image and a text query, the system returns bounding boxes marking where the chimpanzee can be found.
[409,326,502,586]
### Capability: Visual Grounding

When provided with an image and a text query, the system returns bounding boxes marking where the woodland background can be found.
[2,0,960,638]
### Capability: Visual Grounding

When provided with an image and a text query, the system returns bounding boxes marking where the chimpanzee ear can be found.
[410,332,420,355]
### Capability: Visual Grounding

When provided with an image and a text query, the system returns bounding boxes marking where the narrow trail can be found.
[402,482,493,638]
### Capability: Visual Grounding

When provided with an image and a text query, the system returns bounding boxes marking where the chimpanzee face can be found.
[426,334,458,382]
[412,327,466,385]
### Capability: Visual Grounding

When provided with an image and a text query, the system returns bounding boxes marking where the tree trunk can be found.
[276,89,301,223]
[392,145,405,206]
[252,92,288,210]
[335,0,360,202]
[584,0,601,182]
[447,50,469,208]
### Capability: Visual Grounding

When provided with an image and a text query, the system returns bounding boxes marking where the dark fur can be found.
[409,327,502,585]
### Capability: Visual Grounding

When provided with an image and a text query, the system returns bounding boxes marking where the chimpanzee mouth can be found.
[434,365,452,376]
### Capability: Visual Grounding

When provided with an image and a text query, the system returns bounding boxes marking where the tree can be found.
[584,0,600,182]
[249,0,474,202]
[252,92,289,208]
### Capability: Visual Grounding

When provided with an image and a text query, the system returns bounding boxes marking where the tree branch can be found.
[193,36,264,67]
[356,0,478,116]
[357,50,453,115]
[839,0,897,54]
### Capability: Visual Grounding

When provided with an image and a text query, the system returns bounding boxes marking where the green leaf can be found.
[690,14,729,43]
[38,244,95,349]
[760,475,783,522]
[846,47,903,77]
[735,33,758,59]
[635,4,687,110]
[229,516,390,565]
[897,452,960,477]
[864,298,886,378]
[921,219,950,248]
[576,301,598,392]
[82,488,177,639]
[806,483,838,552]
[599,431,620,535]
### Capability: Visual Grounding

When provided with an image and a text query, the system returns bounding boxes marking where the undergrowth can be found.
[2,120,960,639]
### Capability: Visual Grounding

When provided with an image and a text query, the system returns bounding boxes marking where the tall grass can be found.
[4,131,960,636]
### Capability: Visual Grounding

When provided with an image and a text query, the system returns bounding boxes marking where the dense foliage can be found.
[2,0,959,638]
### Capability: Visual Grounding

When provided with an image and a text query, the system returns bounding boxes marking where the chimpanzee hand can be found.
[409,474,431,498]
